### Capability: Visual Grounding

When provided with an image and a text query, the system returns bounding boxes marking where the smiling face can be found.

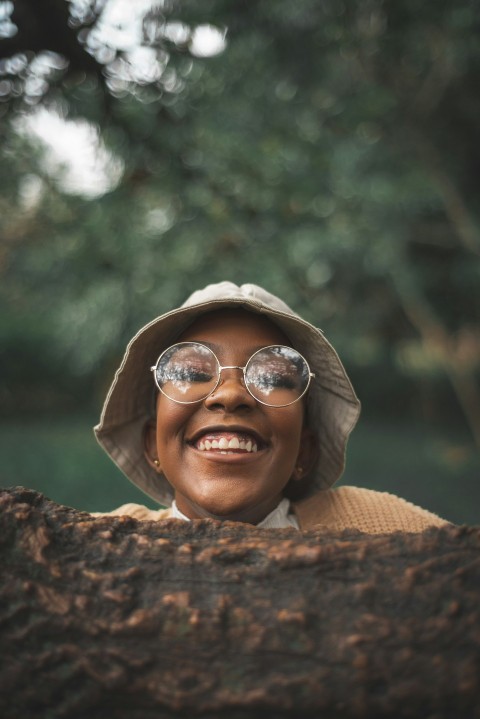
[145,309,314,524]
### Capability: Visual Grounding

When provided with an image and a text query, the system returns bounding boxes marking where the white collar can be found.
[171,497,299,529]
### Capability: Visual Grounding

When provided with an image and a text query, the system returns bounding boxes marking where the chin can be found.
[201,503,250,521]
[201,495,275,524]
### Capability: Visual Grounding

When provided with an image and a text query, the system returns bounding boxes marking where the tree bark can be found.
[0,486,479,719]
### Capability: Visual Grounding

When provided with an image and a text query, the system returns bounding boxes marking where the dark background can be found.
[1,0,479,523]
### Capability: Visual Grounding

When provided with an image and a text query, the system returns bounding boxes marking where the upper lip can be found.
[187,424,267,447]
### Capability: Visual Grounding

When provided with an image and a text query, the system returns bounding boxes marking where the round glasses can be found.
[151,342,315,407]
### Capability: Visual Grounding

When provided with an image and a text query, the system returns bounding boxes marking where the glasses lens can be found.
[155,343,218,403]
[245,346,310,406]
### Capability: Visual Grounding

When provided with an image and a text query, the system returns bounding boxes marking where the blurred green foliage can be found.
[0,0,479,520]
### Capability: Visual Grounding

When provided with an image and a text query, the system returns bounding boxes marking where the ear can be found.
[143,419,161,472]
[292,427,318,482]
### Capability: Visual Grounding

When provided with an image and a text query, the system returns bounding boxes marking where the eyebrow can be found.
[197,341,277,355]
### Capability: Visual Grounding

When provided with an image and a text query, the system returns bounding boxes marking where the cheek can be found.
[157,392,189,423]
[270,406,304,449]
[154,400,191,451]
[156,404,176,435]
[284,404,304,434]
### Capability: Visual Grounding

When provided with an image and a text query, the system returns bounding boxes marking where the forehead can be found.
[177,308,291,347]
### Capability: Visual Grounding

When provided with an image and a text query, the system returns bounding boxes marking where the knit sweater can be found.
[292,486,448,533]
[96,486,448,533]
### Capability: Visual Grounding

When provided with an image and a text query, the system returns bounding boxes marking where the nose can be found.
[204,367,256,412]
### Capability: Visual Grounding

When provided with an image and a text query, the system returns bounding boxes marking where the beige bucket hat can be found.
[94,281,361,506]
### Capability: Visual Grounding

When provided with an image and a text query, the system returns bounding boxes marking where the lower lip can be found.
[188,445,265,463]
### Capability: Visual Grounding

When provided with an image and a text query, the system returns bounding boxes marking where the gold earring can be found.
[153,459,160,467]
[296,466,303,476]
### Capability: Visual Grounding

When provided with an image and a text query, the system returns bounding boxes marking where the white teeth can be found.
[196,435,260,452]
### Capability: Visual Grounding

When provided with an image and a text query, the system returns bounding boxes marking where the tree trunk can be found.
[0,487,479,719]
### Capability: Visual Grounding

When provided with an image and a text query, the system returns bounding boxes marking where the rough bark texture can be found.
[0,487,479,719]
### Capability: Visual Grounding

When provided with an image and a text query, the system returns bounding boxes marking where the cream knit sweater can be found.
[292,486,448,533]
[97,486,448,533]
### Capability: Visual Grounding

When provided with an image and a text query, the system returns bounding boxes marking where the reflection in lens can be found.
[246,346,309,406]
[156,343,218,402]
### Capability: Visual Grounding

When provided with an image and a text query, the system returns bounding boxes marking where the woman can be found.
[95,281,448,532]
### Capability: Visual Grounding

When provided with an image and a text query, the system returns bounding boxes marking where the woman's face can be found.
[146,309,313,524]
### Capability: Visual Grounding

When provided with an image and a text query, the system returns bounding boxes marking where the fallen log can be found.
[0,486,479,719]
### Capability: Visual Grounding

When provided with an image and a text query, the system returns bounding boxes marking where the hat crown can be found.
[182,281,296,318]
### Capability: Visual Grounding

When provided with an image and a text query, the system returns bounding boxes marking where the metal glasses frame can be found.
[150,342,315,407]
